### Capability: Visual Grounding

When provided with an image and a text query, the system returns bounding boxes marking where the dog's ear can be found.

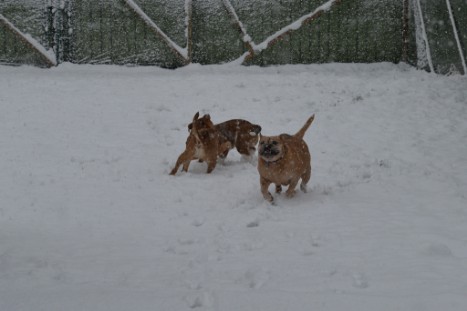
[193,112,200,121]
[205,114,211,120]
[250,125,261,136]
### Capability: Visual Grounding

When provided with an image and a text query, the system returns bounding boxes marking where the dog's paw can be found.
[263,192,274,203]
[300,183,307,193]
[286,189,296,198]
[275,185,282,194]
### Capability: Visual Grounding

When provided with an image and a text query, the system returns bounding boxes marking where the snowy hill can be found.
[1,63,467,310]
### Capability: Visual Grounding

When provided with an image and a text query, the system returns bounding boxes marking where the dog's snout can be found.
[262,144,273,152]
[261,143,279,156]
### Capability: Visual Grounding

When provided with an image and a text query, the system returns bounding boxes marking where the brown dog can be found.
[170,112,219,175]
[189,119,261,160]
[215,120,262,160]
[257,114,315,202]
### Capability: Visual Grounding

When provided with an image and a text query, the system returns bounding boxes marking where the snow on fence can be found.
[0,0,466,74]
[0,13,56,67]
[0,0,53,67]
[414,0,467,74]
[188,0,407,66]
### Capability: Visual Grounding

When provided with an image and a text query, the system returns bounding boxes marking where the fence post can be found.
[46,3,55,51]
[402,0,409,63]
[60,0,72,62]
[44,0,72,65]
[186,0,193,63]
[55,1,61,64]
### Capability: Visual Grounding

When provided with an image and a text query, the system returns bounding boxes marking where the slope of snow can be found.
[1,63,467,311]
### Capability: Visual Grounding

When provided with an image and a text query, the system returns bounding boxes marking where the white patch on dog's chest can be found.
[194,145,205,158]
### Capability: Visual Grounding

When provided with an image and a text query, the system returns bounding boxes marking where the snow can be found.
[1,62,467,311]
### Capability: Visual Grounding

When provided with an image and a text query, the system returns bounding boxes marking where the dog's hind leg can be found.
[182,160,191,172]
[300,167,311,193]
[218,141,232,160]
[169,166,179,175]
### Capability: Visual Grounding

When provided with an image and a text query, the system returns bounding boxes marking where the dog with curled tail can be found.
[257,114,315,202]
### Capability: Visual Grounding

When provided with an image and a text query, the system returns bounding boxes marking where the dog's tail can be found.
[294,114,315,140]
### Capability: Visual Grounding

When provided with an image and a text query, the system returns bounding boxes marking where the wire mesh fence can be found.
[0,0,465,74]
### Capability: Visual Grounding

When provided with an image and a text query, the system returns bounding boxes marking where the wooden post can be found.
[402,0,409,63]
[186,0,193,63]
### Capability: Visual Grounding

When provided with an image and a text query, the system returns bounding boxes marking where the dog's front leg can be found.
[275,184,282,194]
[260,176,274,202]
[285,177,301,198]
[206,160,216,174]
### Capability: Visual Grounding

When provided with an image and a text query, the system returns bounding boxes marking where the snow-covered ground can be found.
[1,62,467,310]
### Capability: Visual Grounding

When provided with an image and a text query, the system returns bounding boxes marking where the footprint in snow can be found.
[420,242,453,258]
[246,219,260,228]
[352,272,369,289]
[239,268,271,289]
[191,218,205,227]
[185,291,216,309]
